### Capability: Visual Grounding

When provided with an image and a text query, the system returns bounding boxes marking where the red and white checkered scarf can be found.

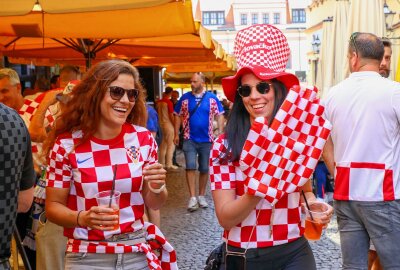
[240,85,332,205]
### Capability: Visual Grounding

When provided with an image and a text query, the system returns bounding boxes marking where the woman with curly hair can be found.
[42,60,176,270]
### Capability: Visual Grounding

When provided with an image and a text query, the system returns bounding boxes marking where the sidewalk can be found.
[160,151,342,270]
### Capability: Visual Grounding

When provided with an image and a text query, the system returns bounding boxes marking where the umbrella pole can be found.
[86,55,91,71]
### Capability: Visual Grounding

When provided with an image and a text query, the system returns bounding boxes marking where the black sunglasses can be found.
[350,32,359,55]
[109,86,139,102]
[237,81,273,98]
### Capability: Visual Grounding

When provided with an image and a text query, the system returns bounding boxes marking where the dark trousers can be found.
[0,258,11,270]
[220,237,316,270]
[16,212,36,270]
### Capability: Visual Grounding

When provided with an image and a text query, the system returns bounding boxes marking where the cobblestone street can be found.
[160,152,342,270]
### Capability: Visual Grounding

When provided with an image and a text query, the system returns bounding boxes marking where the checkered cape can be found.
[240,85,332,205]
[18,98,54,166]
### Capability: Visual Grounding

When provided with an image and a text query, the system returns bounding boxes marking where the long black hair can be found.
[221,78,288,163]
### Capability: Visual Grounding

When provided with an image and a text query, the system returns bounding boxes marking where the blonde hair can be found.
[0,68,20,85]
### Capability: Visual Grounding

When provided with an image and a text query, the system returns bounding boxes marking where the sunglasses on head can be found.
[349,32,359,55]
[109,86,139,102]
[237,81,273,98]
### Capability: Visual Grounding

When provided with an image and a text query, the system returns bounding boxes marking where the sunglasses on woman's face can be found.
[109,86,139,102]
[237,81,273,98]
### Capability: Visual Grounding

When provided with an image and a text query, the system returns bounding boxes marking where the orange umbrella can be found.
[0,0,235,71]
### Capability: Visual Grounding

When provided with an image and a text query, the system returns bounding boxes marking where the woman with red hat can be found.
[209,24,333,269]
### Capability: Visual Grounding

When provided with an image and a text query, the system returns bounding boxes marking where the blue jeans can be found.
[182,140,212,172]
[64,252,148,270]
[335,200,400,270]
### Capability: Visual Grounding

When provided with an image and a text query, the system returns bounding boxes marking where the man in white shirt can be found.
[323,32,400,269]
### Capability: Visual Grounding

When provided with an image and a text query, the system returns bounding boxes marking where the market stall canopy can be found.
[0,0,194,38]
[0,0,235,71]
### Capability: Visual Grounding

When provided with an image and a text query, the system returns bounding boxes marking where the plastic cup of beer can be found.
[95,190,121,230]
[303,201,329,241]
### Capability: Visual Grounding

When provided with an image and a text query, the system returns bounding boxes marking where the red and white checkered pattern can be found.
[66,223,177,270]
[47,124,169,255]
[240,85,332,205]
[210,136,305,248]
[180,99,190,140]
[222,24,299,103]
[335,162,394,201]
[234,24,290,71]
[208,98,221,140]
[18,98,54,168]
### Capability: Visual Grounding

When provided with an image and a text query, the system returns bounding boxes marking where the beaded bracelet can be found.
[76,210,83,227]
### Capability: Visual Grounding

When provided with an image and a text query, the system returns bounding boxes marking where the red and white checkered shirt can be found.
[18,98,55,168]
[210,135,305,249]
[47,124,163,248]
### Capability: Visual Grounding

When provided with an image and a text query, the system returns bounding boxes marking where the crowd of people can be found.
[1,23,399,270]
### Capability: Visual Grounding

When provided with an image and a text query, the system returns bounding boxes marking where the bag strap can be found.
[225,201,266,255]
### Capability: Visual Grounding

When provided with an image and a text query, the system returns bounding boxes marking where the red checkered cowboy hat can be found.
[222,24,299,102]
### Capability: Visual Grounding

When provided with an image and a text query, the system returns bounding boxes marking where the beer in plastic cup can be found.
[95,190,121,230]
[303,201,329,241]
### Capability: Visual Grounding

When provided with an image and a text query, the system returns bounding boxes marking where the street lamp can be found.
[311,35,321,54]
[384,1,396,31]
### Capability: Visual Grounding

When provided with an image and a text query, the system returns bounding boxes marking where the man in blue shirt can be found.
[174,72,225,211]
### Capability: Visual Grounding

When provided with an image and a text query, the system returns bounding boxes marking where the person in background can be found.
[221,98,231,120]
[171,90,180,106]
[378,38,392,78]
[170,90,181,167]
[0,102,35,270]
[58,65,81,88]
[49,75,60,90]
[210,24,333,269]
[313,159,333,202]
[157,86,178,170]
[174,72,224,212]
[43,60,176,269]
[367,37,392,270]
[145,103,161,228]
[146,103,159,138]
[323,32,400,269]
[0,68,54,269]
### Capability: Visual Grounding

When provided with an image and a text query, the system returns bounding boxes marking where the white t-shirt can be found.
[324,71,400,201]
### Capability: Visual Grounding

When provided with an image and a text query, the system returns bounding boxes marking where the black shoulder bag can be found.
[178,92,207,149]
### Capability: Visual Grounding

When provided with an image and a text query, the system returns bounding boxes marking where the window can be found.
[217,12,224,25]
[262,13,269,24]
[241,13,248,25]
[203,11,225,25]
[292,9,306,23]
[286,55,292,69]
[252,13,259,25]
[273,13,281,24]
